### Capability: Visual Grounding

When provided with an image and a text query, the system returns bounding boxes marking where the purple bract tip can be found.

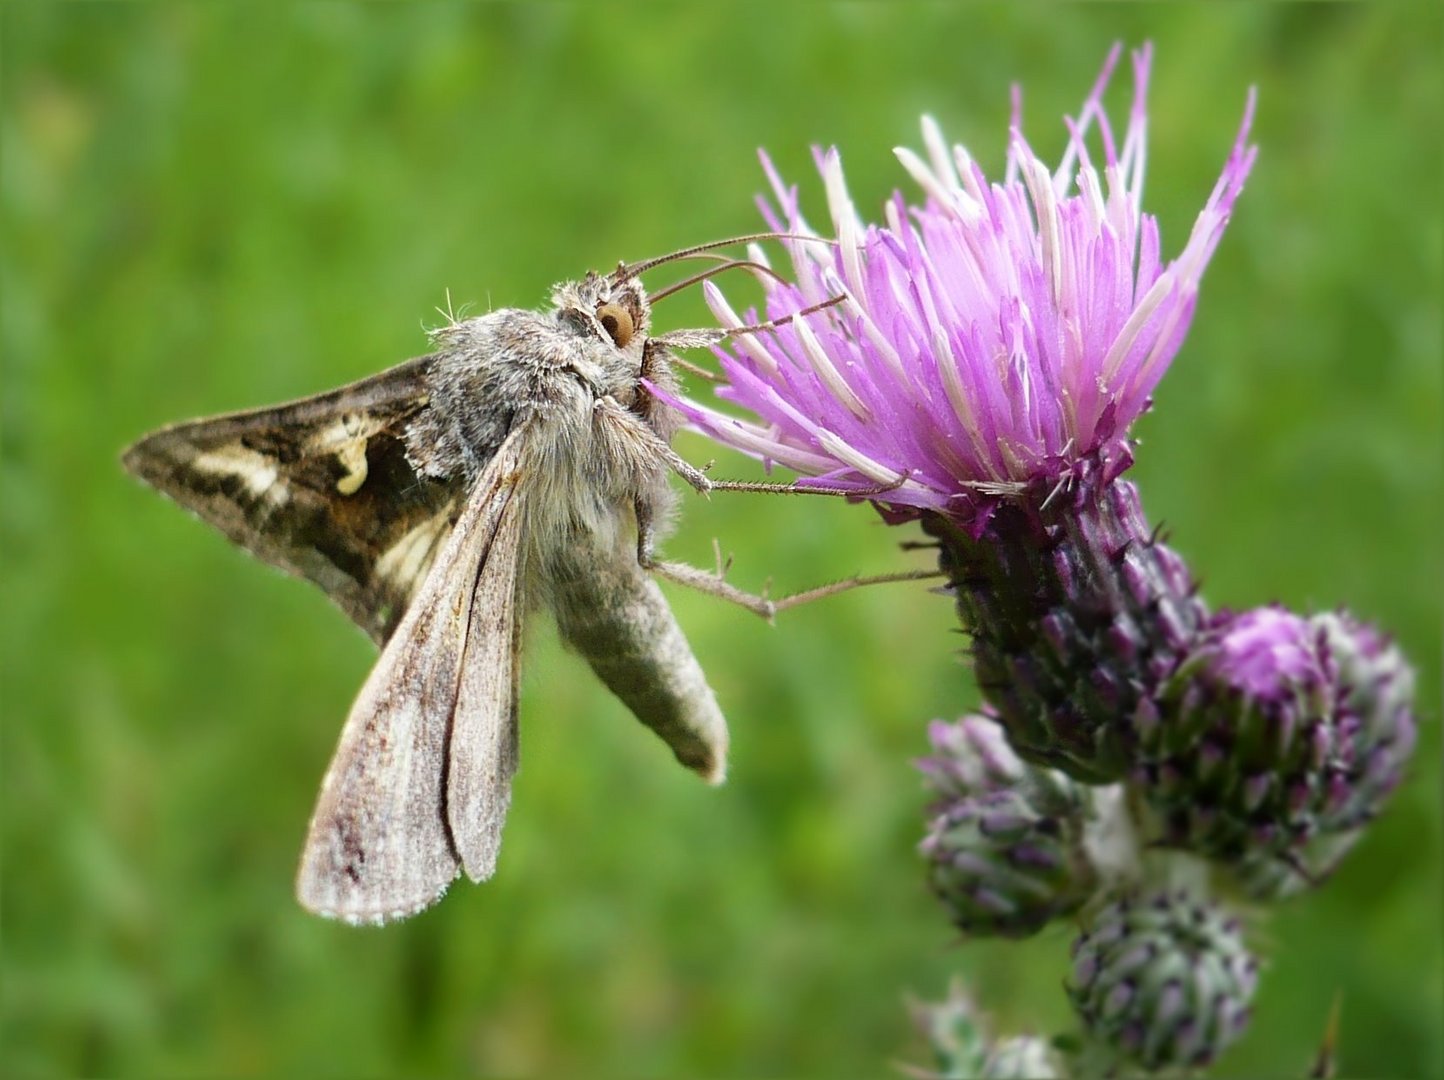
[1208,605,1322,701]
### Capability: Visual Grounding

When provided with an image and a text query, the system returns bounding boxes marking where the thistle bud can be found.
[919,714,1100,938]
[908,979,1061,1079]
[1137,606,1417,896]
[1068,890,1258,1072]
[924,478,1208,784]
[984,1036,1060,1079]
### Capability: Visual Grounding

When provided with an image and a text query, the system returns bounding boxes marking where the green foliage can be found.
[3,4,1439,1077]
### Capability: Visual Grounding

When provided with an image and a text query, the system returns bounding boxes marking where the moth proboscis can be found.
[124,235,838,925]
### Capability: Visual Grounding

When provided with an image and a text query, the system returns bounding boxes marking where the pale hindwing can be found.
[448,481,526,882]
[295,429,526,924]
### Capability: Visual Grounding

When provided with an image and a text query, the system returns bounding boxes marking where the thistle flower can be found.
[1068,890,1258,1072]
[1138,606,1417,897]
[667,45,1256,782]
[673,43,1256,529]
[918,714,1099,937]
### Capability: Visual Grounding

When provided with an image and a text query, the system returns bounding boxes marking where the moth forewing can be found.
[120,357,459,645]
[447,478,527,882]
[296,430,527,924]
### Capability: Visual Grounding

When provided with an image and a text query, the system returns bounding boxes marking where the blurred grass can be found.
[2,3,1439,1077]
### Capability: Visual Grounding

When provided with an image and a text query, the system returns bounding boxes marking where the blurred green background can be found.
[3,3,1439,1077]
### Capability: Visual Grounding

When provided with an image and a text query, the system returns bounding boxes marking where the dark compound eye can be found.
[595,302,635,348]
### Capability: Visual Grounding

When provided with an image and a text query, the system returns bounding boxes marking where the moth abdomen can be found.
[548,534,728,783]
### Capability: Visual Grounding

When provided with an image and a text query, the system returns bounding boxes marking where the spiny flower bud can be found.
[917,711,1031,800]
[907,979,1061,1079]
[926,476,1207,784]
[1137,606,1417,897]
[919,714,1100,938]
[1068,890,1258,1072]
[983,1036,1061,1079]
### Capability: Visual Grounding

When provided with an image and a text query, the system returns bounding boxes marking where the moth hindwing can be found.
[125,268,730,923]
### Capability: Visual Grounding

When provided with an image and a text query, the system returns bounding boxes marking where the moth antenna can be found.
[719,294,847,339]
[648,259,791,303]
[615,232,836,281]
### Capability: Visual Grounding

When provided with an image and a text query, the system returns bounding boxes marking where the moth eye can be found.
[596,302,634,348]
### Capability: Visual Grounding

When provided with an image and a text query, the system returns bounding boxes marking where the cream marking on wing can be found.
[375,509,454,594]
[192,443,287,503]
[309,412,386,453]
[335,438,369,495]
[307,413,379,496]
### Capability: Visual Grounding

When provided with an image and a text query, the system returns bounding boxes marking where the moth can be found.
[124,238,808,925]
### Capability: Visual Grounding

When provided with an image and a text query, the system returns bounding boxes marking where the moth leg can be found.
[664,450,713,496]
[641,335,722,386]
[667,354,722,384]
[629,491,775,621]
[648,328,727,353]
[595,397,934,619]
[633,491,660,567]
[765,568,945,612]
[700,473,913,499]
[583,406,770,618]
[649,554,942,618]
[594,395,712,496]
[647,555,779,622]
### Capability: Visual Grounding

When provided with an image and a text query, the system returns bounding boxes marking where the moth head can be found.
[555,273,651,357]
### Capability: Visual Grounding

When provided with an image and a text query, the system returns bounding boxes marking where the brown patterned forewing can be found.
[122,357,463,643]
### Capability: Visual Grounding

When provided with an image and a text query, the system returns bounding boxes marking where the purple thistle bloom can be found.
[670,43,1256,531]
[661,45,1260,783]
